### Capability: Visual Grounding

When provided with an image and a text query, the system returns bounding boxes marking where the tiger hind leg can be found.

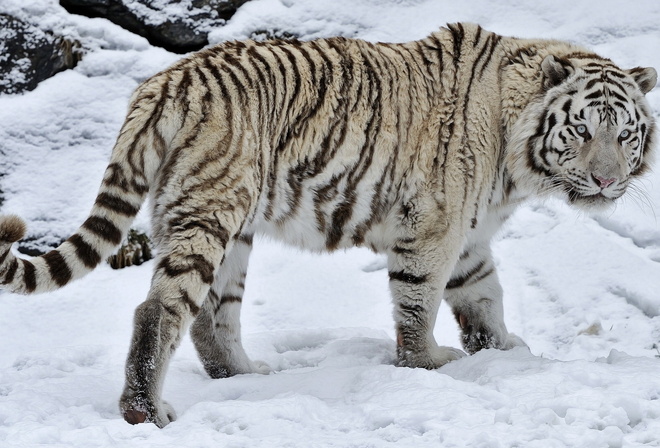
[444,246,527,354]
[191,233,270,379]
[119,214,239,427]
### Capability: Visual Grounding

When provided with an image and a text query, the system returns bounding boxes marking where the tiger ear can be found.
[626,67,657,94]
[541,55,573,89]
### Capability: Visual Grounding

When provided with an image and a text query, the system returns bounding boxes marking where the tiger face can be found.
[509,54,657,210]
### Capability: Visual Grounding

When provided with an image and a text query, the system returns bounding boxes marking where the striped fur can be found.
[0,23,656,427]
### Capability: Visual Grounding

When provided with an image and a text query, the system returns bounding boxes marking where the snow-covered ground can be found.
[1,0,660,446]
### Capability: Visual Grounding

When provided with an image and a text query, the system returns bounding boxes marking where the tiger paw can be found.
[397,344,466,369]
[458,313,528,354]
[120,395,176,428]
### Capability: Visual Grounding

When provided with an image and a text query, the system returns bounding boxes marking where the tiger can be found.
[0,23,656,427]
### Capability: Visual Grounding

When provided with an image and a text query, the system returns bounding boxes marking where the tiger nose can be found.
[592,174,616,189]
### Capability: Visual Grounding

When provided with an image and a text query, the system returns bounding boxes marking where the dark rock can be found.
[0,14,82,95]
[17,236,61,257]
[59,0,251,53]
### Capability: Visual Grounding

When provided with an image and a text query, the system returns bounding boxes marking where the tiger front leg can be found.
[444,245,527,354]
[388,217,467,369]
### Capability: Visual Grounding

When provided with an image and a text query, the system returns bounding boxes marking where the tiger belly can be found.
[252,172,398,253]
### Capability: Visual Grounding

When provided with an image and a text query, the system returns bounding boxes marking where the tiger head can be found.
[507,53,657,210]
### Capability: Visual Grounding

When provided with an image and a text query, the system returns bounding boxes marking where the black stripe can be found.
[389,270,427,285]
[102,163,129,191]
[220,294,242,305]
[539,113,558,167]
[448,23,464,63]
[397,302,425,319]
[162,303,181,318]
[236,233,253,245]
[21,259,36,293]
[247,45,276,118]
[1,259,18,285]
[472,267,495,286]
[82,216,123,245]
[179,288,200,315]
[607,88,628,103]
[415,41,436,80]
[0,249,9,266]
[326,193,356,250]
[168,219,230,248]
[473,25,482,47]
[158,255,215,285]
[67,234,102,268]
[392,246,415,255]
[103,163,148,196]
[221,57,250,108]
[585,78,600,90]
[429,34,445,69]
[584,90,603,100]
[124,77,169,187]
[271,44,293,118]
[351,161,391,246]
[297,45,324,115]
[95,193,140,216]
[564,52,610,61]
[43,251,72,287]
[223,51,255,90]
[281,46,302,103]
[606,69,626,79]
[446,260,485,290]
[478,34,501,79]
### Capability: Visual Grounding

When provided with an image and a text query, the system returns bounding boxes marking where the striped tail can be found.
[0,77,167,295]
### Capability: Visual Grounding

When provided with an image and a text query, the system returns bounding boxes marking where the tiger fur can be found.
[0,23,656,427]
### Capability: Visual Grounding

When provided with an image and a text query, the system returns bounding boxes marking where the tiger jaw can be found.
[563,178,627,209]
[566,187,618,209]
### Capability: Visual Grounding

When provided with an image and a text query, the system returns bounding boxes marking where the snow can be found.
[123,0,226,31]
[1,0,660,446]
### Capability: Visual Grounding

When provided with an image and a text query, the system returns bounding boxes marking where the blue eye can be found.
[619,130,631,139]
[575,125,587,135]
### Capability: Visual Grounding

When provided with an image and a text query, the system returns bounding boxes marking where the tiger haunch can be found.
[0,23,656,427]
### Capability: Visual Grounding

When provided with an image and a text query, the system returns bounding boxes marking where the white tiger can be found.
[0,23,656,427]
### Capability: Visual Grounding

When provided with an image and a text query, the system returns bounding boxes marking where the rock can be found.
[59,0,251,53]
[0,14,82,95]
[107,229,153,269]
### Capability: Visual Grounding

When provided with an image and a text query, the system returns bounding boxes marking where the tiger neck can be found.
[499,38,586,134]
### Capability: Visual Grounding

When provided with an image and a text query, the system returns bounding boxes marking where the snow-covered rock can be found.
[0,13,81,94]
[59,0,251,52]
